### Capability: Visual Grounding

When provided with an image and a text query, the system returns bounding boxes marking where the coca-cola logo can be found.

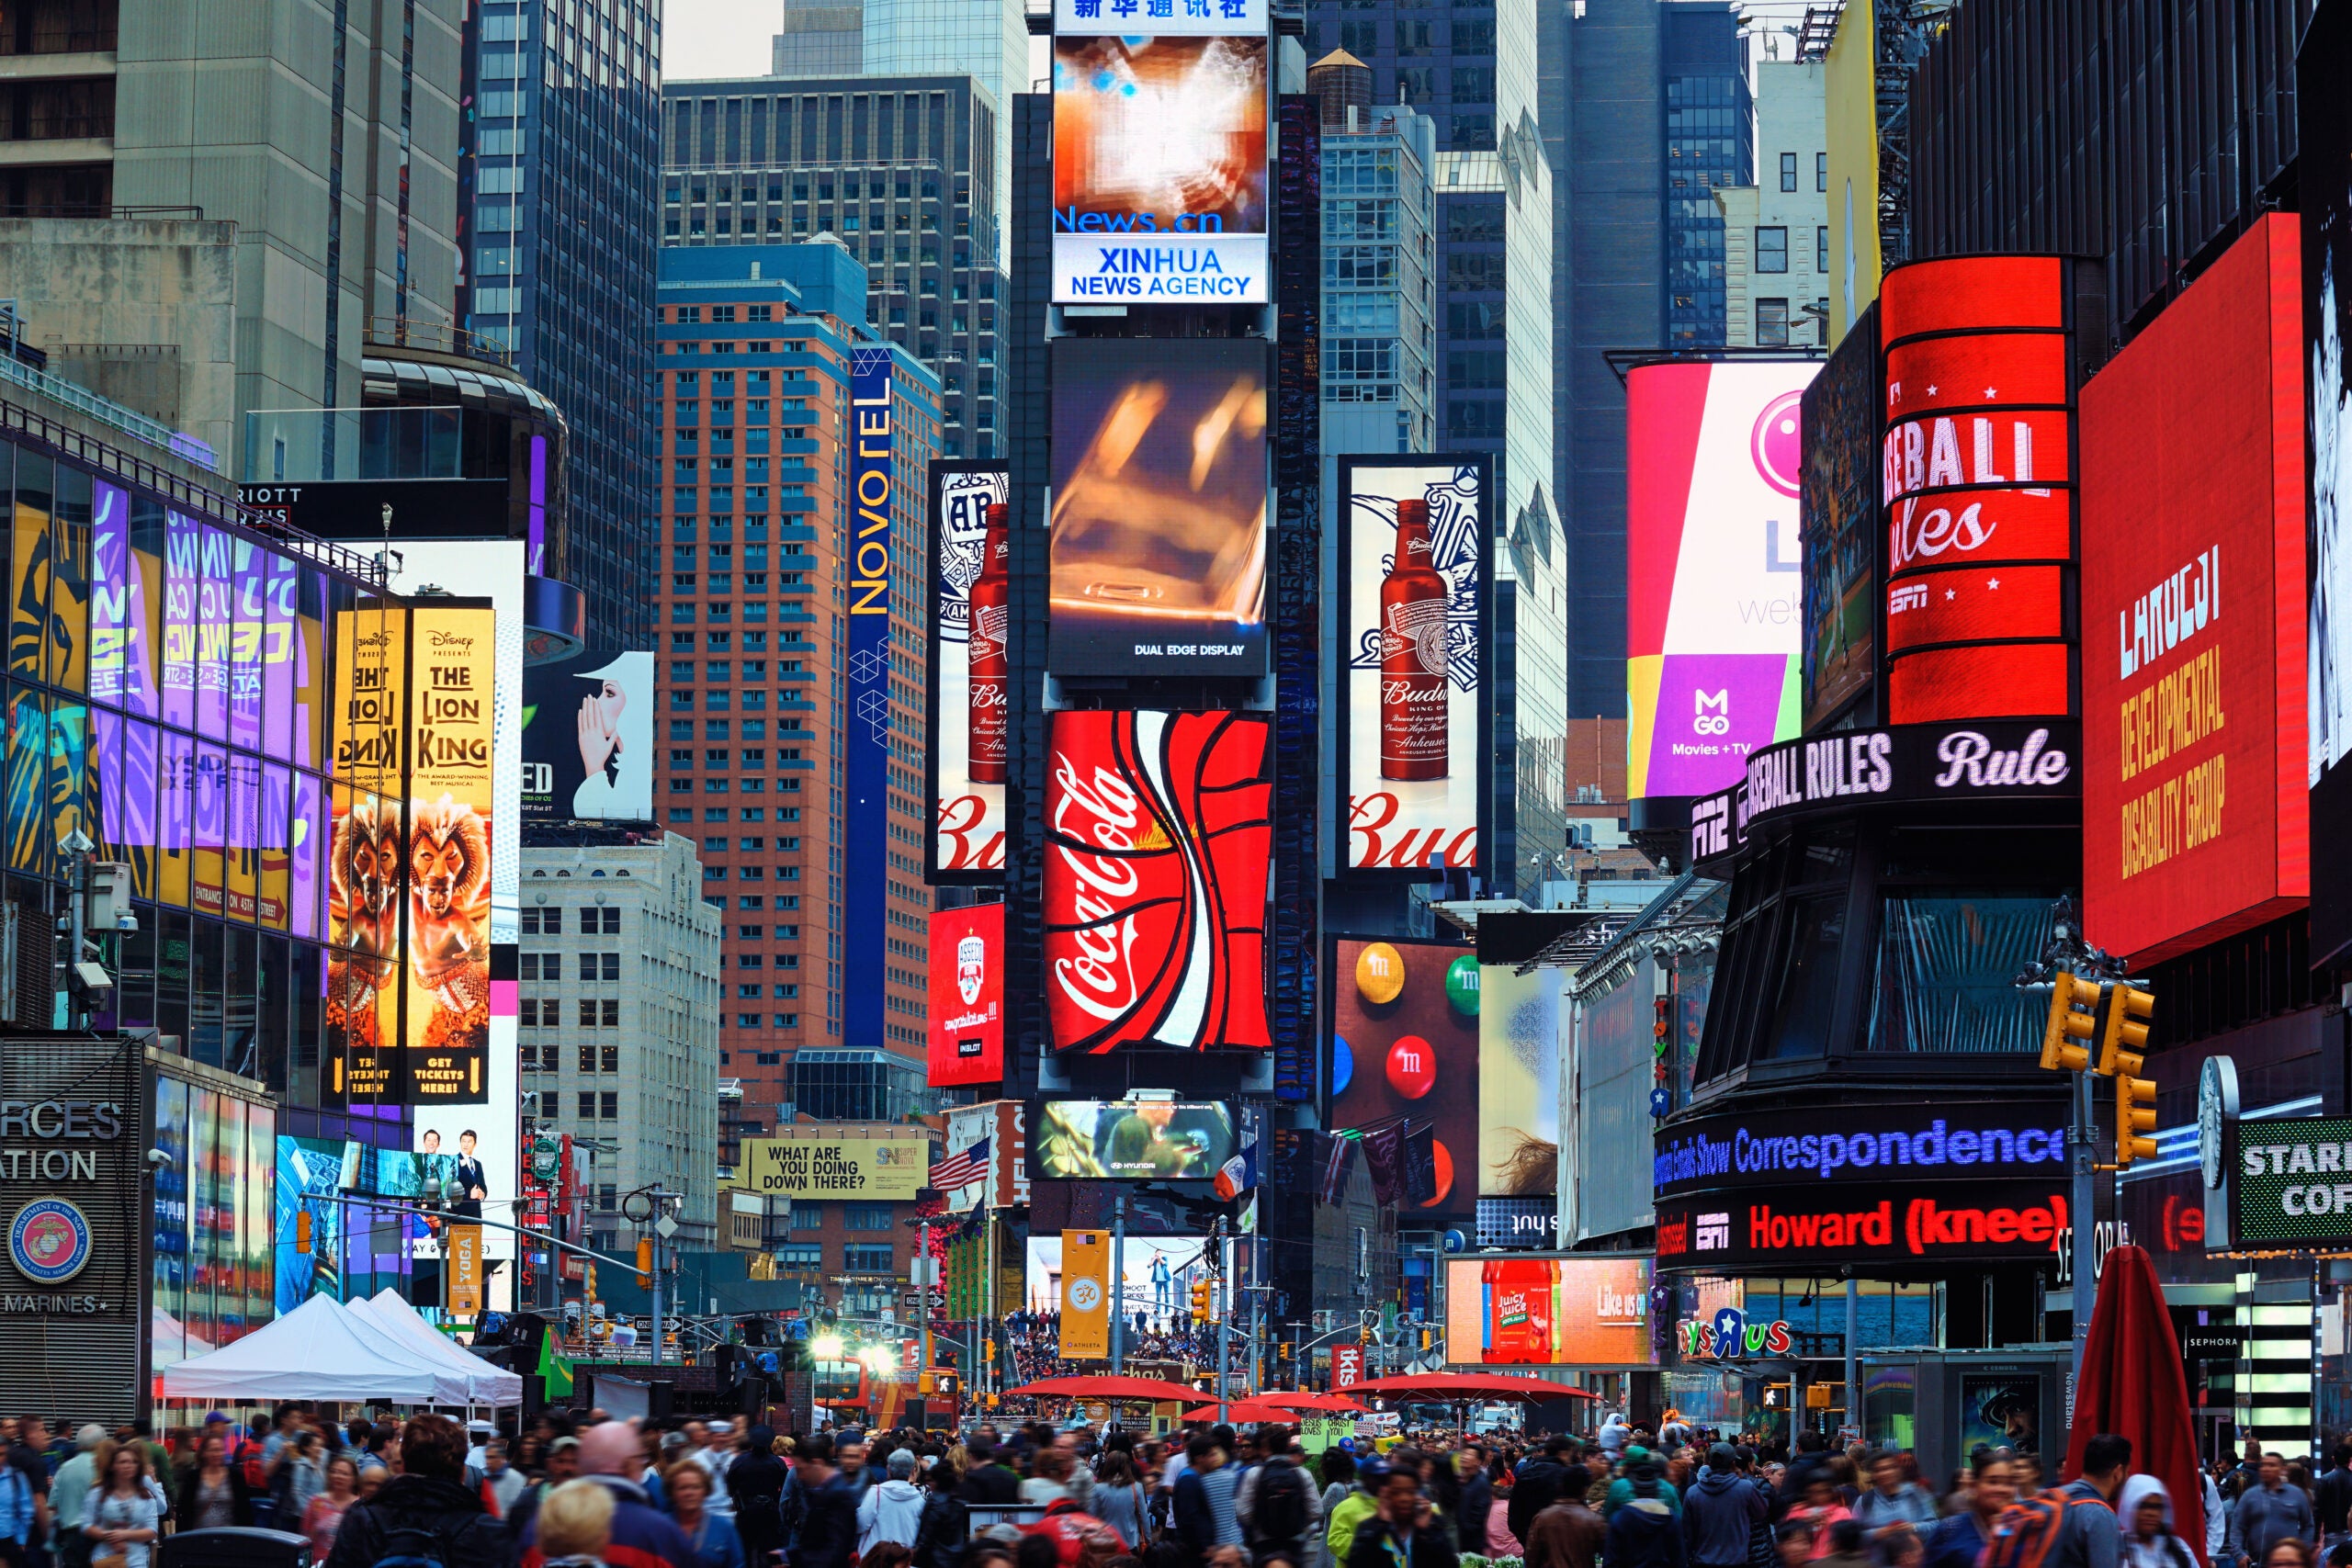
[1751,391,1804,498]
[1046,753,1149,1026]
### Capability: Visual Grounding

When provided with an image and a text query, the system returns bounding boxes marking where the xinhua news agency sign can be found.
[2232,1118,2352,1247]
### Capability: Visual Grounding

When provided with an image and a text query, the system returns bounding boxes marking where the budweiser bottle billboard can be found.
[968,502,1010,784]
[1380,497,1449,780]
[1043,710,1273,1054]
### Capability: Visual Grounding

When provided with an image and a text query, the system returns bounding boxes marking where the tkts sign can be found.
[1043,710,1272,1053]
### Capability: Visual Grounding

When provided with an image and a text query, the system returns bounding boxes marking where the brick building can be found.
[654,243,944,1167]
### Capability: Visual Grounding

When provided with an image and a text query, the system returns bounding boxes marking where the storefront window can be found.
[151,1076,191,1371]
[1865,895,2052,1053]
[1760,891,1848,1059]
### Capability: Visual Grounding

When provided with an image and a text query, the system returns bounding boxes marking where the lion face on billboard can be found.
[410,794,490,923]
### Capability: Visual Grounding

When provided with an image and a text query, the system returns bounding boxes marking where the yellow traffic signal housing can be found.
[2116,1070,2159,1165]
[1190,1280,1211,1322]
[636,1237,654,1288]
[296,1209,313,1255]
[2098,985,2154,1077]
[2041,971,2100,1072]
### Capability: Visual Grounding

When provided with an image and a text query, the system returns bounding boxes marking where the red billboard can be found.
[927,901,1005,1087]
[2081,213,2309,964]
[1878,255,2078,724]
[1043,709,1272,1054]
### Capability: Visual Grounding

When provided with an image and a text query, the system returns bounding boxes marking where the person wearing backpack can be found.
[1985,1432,2128,1568]
[1238,1435,1319,1565]
[907,1460,969,1568]
[324,1416,515,1568]
[1687,1446,1770,1568]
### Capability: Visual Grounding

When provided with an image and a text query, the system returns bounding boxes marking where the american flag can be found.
[929,1136,991,1191]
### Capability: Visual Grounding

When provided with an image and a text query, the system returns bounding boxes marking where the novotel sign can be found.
[1689,717,2079,866]
[1655,1100,2070,1199]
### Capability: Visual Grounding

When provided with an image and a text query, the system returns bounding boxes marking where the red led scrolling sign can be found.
[1878,256,2079,725]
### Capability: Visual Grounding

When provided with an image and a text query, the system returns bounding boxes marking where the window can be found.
[1755,227,1789,274]
[578,1043,600,1073]
[578,953,600,982]
[842,1204,893,1231]
[775,1244,822,1269]
[1817,152,1829,192]
[601,952,620,979]
[1819,226,1830,274]
[842,1244,896,1274]
[576,1092,597,1119]
[1757,299,1791,347]
[1780,152,1798,192]
[601,998,620,1027]
[601,1091,618,1119]
[601,1044,619,1073]
[1867,896,2055,1054]
[578,998,599,1028]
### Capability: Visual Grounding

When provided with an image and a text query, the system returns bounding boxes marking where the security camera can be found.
[146,1148,173,1168]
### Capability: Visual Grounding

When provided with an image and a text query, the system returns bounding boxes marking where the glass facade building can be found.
[652,243,942,1158]
[458,0,662,647]
[1318,102,1437,450]
[1663,7,1752,351]
[662,77,1003,459]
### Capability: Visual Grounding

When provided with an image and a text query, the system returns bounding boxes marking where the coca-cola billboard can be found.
[926,900,1005,1086]
[1043,709,1272,1054]
[1336,456,1492,875]
[926,461,1011,882]
[1878,254,2084,724]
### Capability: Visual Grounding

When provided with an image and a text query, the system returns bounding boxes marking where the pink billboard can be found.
[1626,360,1820,798]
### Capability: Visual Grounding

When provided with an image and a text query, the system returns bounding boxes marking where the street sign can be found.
[2228,1117,2352,1247]
[1333,1346,1363,1391]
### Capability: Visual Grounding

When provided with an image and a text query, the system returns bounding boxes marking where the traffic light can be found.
[636,1237,654,1289]
[2097,984,2154,1077]
[2101,985,2159,1166]
[1190,1279,1211,1323]
[2041,970,2100,1072]
[296,1209,312,1256]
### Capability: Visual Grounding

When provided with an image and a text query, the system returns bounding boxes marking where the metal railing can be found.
[365,316,514,367]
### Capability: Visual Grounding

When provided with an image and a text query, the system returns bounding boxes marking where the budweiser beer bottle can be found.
[1380,498,1449,780]
[969,502,1010,783]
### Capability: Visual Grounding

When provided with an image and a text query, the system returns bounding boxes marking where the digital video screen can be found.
[1033,1100,1237,1180]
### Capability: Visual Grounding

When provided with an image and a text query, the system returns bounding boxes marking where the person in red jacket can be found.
[1023,1497,1122,1568]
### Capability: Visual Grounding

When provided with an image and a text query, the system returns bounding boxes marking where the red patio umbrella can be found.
[1182,1401,1300,1425]
[2061,1244,2207,1562]
[1260,1391,1368,1413]
[1345,1371,1596,1401]
[1003,1374,1204,1402]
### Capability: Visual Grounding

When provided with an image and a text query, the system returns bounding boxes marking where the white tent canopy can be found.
[158,1292,470,1404]
[356,1289,524,1406]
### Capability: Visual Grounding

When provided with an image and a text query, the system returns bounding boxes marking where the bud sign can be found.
[926,462,1011,881]
[1337,456,1492,876]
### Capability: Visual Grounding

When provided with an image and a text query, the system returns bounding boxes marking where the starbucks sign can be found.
[2232,1117,2352,1246]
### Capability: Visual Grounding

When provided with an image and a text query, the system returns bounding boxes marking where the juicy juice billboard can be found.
[1626,360,1818,799]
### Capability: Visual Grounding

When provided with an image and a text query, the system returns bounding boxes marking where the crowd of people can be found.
[1001,1315,1237,1389]
[5,1408,2352,1568]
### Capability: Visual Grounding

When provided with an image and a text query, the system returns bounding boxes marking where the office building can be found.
[775,0,865,74]
[0,0,464,481]
[455,0,662,648]
[652,242,942,1166]
[1305,0,1566,897]
[662,75,1002,459]
[1717,61,1827,348]
[1541,0,1747,717]
[857,0,1023,254]
[1313,63,1437,456]
[519,830,722,1250]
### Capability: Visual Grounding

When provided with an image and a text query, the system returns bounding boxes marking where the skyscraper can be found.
[663,75,1004,458]
[857,0,1025,256]
[1717,61,1829,348]
[1304,0,1565,897]
[1543,0,1748,719]
[456,0,663,647]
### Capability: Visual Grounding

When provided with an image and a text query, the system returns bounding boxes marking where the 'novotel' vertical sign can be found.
[845,346,896,1048]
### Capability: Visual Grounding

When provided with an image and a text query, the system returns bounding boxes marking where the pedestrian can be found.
[2120,1476,2199,1568]
[1851,1455,1937,1539]
[1815,1520,1867,1568]
[1092,1453,1150,1551]
[48,1428,103,1568]
[301,1457,362,1560]
[958,1442,1022,1507]
[1924,1450,2012,1568]
[79,1444,165,1568]
[909,1454,971,1568]
[1238,1432,1318,1565]
[527,1423,695,1568]
[1456,1451,1493,1558]
[856,1451,924,1556]
[1510,1439,1577,1543]
[323,1416,512,1568]
[1604,1468,1687,1568]
[2233,1454,2319,1568]
[514,1438,588,1540]
[1522,1483,1605,1568]
[179,1431,252,1529]
[2035,1433,2130,1568]
[789,1437,861,1568]
[667,1463,746,1568]
[1325,1457,1385,1567]
[1174,1438,1226,1568]
[1688,1444,1770,1568]
[274,1429,329,1529]
[538,1480,618,1568]
[1345,1472,1458,1568]
[1607,1453,1682,1523]
[729,1428,789,1568]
